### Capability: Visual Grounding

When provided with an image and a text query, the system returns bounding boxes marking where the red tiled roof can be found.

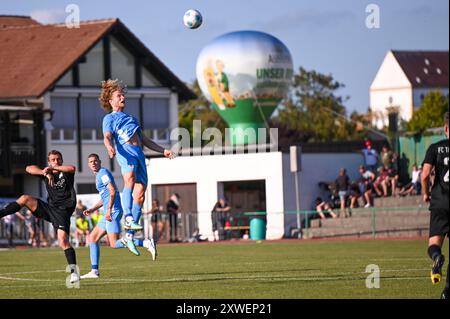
[392,51,449,88]
[0,17,116,99]
[0,15,41,28]
[0,16,196,101]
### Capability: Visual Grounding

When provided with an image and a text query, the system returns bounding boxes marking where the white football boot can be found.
[80,270,100,279]
[143,238,157,261]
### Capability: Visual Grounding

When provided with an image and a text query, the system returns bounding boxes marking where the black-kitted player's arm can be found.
[141,133,175,159]
[421,163,433,203]
[26,165,47,176]
[26,165,55,186]
[43,165,76,175]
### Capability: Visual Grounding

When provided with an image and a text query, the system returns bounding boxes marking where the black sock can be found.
[64,247,77,273]
[0,202,21,218]
[428,245,442,261]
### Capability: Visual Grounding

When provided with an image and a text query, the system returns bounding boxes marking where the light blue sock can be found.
[115,240,124,248]
[89,243,100,270]
[115,239,143,248]
[134,239,144,247]
[132,202,142,223]
[122,187,133,218]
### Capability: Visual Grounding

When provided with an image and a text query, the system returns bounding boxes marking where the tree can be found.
[407,91,449,132]
[272,67,361,143]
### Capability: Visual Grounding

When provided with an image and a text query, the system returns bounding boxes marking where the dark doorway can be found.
[221,180,266,238]
[151,183,197,243]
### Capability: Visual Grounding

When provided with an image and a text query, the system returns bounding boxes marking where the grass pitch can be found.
[0,239,447,299]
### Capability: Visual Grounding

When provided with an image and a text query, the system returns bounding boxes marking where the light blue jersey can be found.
[102,111,141,145]
[102,110,148,185]
[96,167,122,233]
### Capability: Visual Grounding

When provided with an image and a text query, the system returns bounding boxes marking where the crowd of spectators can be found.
[314,140,423,220]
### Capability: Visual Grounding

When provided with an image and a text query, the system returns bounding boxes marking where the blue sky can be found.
[1,0,448,114]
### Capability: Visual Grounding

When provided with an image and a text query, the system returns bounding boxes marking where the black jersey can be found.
[423,139,449,209]
[42,171,77,209]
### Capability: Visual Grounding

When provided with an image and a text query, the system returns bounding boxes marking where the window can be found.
[154,128,169,143]
[50,97,77,142]
[142,67,160,87]
[56,69,73,86]
[9,112,35,144]
[124,98,140,122]
[142,98,170,142]
[80,97,107,142]
[110,37,135,87]
[142,98,169,129]
[79,40,104,86]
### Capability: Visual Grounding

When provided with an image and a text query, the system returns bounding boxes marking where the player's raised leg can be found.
[0,195,38,219]
[121,168,143,232]
[132,181,157,261]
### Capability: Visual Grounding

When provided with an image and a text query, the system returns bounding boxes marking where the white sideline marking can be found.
[0,275,431,290]
[0,276,53,282]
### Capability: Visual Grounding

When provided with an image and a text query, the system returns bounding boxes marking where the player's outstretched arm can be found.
[83,200,104,216]
[141,133,175,159]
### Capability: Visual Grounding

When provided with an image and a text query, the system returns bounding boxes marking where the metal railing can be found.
[0,206,431,246]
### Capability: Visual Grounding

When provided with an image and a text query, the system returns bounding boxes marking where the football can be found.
[183,9,202,29]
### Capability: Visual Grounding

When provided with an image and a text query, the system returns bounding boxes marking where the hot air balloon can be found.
[196,30,293,145]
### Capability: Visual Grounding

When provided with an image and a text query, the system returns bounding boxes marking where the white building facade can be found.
[146,150,363,240]
[370,50,448,129]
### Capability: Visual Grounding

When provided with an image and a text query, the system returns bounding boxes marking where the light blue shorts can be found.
[115,143,148,185]
[97,209,123,234]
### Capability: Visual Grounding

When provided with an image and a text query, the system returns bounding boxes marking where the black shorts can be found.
[429,209,449,238]
[32,199,74,235]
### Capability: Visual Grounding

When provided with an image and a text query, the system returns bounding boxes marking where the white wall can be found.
[146,152,285,240]
[370,88,413,128]
[282,152,363,236]
[370,51,413,127]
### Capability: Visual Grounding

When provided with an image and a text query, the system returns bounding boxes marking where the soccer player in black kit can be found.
[0,150,80,284]
[421,112,449,300]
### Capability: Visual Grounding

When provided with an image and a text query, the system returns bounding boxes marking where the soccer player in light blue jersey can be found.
[80,154,156,279]
[99,79,174,252]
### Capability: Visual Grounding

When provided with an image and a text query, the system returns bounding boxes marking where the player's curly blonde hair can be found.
[98,79,127,112]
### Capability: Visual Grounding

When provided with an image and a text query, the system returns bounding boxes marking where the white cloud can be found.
[30,8,66,24]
